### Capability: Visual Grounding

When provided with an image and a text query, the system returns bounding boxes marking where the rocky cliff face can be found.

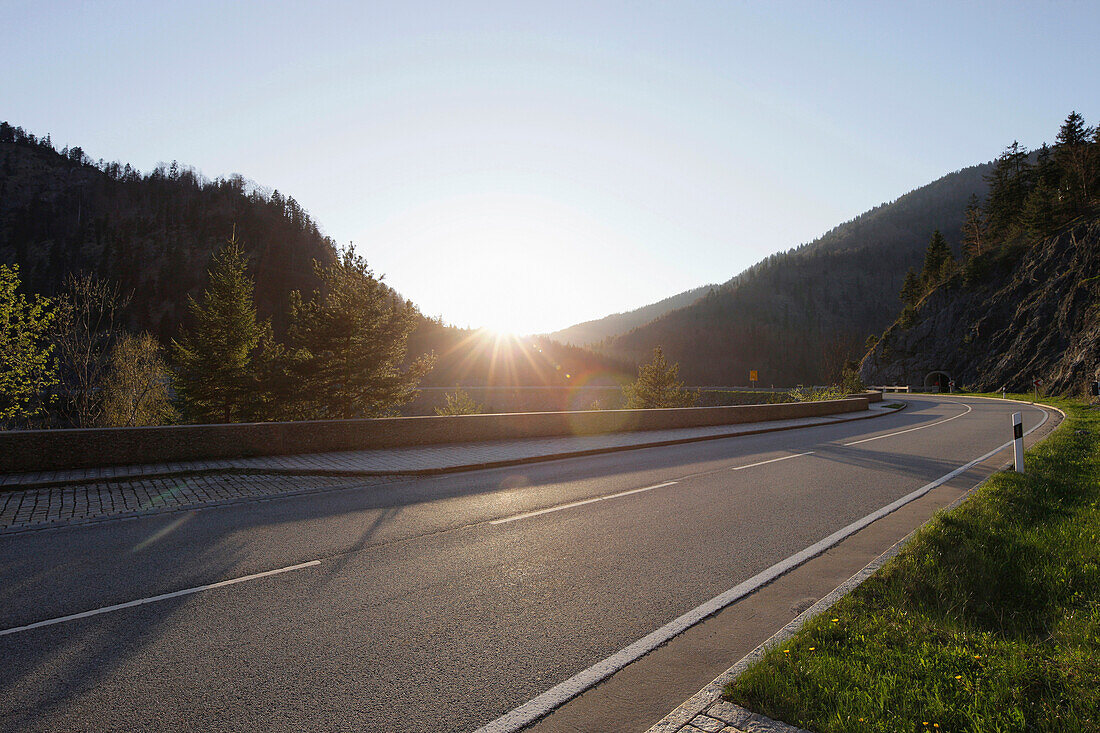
[860,218,1100,395]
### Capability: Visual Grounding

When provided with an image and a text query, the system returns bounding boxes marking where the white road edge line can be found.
[490,482,679,525]
[730,451,814,471]
[475,406,1051,733]
[843,402,973,446]
[0,560,322,637]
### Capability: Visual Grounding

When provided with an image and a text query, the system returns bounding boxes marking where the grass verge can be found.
[725,394,1100,732]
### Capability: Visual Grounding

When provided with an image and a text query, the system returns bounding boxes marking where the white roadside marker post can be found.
[1012,412,1024,472]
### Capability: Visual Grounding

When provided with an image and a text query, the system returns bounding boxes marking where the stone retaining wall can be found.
[2,393,879,473]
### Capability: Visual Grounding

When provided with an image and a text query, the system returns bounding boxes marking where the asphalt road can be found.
[0,395,1053,732]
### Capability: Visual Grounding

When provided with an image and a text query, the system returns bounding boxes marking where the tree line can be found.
[1,120,631,396]
[0,231,430,428]
[896,111,1100,322]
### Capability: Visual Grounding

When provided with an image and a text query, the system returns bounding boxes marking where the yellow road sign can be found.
[749,370,758,382]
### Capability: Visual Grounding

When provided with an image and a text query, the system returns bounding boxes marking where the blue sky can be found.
[4,1,1097,333]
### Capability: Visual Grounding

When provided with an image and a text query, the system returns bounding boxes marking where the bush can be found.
[622,346,699,409]
[784,386,848,402]
[435,388,482,416]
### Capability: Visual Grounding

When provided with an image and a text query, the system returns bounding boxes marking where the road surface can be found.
[0,395,1055,732]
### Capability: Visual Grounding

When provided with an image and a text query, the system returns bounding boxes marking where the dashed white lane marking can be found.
[476,406,1051,733]
[490,482,679,525]
[0,560,321,637]
[730,451,814,471]
[843,402,973,446]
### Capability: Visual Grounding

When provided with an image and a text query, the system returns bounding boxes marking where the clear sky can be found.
[4,1,1098,333]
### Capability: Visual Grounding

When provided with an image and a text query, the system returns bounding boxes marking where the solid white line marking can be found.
[489,482,679,525]
[730,451,814,471]
[475,407,1050,733]
[843,402,973,446]
[0,560,321,637]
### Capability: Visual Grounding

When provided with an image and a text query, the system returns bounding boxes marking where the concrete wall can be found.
[0,393,879,474]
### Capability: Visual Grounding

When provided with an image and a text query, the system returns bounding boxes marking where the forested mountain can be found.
[861,112,1100,395]
[0,123,336,339]
[600,163,992,385]
[548,283,718,346]
[0,122,626,391]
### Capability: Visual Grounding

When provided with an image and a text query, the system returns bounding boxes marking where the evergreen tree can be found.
[172,228,266,423]
[1022,179,1057,236]
[288,248,432,419]
[985,141,1032,238]
[622,346,699,409]
[249,323,297,421]
[920,230,954,286]
[899,267,922,306]
[1054,110,1094,210]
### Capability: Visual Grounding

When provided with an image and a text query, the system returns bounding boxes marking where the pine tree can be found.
[1055,110,1094,210]
[920,230,954,286]
[288,247,433,419]
[899,267,922,306]
[172,228,266,423]
[985,141,1032,238]
[1022,179,1057,236]
[622,346,699,409]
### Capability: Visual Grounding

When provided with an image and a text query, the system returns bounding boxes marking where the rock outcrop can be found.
[860,218,1100,395]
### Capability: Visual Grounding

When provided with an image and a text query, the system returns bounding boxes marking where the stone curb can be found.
[643,397,1064,733]
[0,404,902,492]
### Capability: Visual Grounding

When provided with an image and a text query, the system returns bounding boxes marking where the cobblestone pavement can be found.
[0,473,401,532]
[653,700,811,733]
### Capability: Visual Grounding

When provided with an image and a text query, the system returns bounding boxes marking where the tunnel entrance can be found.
[924,371,951,393]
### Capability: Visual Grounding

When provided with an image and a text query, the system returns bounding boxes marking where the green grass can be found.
[724,394,1100,732]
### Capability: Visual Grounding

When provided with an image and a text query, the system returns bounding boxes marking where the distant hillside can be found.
[0,121,627,388]
[408,323,632,388]
[603,163,992,385]
[548,283,718,346]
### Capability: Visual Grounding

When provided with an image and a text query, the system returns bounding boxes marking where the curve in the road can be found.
[475,398,1051,733]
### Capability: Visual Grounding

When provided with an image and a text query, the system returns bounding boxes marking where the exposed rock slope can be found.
[860,218,1100,394]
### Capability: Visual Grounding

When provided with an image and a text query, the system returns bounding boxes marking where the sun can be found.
[369,191,634,336]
